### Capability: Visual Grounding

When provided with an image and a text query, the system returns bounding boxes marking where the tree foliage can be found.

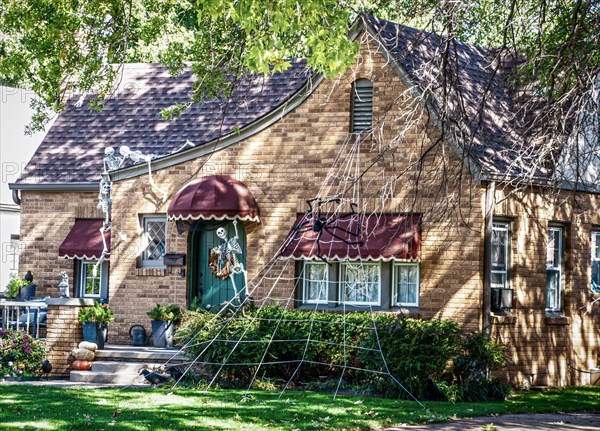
[1,1,598,162]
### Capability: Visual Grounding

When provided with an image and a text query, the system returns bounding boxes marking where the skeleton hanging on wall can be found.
[209,220,246,298]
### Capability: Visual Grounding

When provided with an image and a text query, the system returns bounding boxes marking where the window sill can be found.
[135,267,167,277]
[545,315,570,325]
[296,304,418,315]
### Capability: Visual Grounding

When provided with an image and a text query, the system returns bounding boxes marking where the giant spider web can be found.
[160,132,423,404]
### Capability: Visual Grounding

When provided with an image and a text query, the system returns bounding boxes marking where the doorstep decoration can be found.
[209,219,247,298]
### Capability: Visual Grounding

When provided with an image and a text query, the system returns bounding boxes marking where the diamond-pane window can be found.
[142,216,166,267]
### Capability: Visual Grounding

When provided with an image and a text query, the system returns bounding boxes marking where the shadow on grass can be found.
[0,386,599,431]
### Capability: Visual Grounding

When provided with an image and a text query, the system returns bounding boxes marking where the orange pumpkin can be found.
[71,360,93,371]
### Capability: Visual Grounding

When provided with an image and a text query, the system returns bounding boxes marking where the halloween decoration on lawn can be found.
[209,220,246,298]
[279,197,363,263]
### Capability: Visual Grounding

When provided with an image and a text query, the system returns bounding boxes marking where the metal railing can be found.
[0,300,48,338]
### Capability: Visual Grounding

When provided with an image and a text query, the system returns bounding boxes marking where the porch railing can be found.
[0,300,48,338]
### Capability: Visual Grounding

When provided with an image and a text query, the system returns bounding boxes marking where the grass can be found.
[0,385,598,431]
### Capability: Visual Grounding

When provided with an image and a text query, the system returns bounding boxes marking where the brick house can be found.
[8,15,599,386]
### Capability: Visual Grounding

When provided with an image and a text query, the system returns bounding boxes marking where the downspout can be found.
[12,189,21,205]
[482,181,496,333]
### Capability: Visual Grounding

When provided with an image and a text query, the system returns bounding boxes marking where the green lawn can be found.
[0,385,598,431]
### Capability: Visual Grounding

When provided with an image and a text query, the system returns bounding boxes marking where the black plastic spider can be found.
[279,197,363,263]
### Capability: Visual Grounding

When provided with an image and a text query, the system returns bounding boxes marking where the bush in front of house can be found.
[175,306,509,400]
[438,331,510,402]
[0,331,47,378]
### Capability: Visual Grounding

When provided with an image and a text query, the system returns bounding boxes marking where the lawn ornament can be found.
[279,197,363,263]
[58,271,69,298]
[139,368,171,386]
[129,324,151,346]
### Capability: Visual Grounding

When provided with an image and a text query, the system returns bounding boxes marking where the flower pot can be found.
[151,320,174,348]
[18,284,36,301]
[82,322,108,350]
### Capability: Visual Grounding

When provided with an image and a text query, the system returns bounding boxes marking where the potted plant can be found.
[4,276,36,301]
[78,302,114,349]
[147,304,182,348]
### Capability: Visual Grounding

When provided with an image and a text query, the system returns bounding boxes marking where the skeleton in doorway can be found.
[209,220,246,299]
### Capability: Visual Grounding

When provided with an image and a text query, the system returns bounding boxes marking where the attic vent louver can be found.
[351,79,373,133]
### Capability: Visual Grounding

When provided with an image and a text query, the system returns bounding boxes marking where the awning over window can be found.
[58,219,110,260]
[167,175,260,222]
[279,213,420,261]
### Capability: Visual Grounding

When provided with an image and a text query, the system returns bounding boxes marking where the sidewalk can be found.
[383,412,600,431]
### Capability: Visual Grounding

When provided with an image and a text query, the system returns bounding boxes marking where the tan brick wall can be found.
[18,191,102,298]
[44,301,87,376]
[491,186,600,386]
[16,33,599,386]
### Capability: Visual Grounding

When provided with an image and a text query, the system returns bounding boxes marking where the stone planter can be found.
[82,322,108,350]
[151,320,174,348]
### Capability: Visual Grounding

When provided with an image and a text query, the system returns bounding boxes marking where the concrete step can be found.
[91,361,163,374]
[95,344,187,363]
[70,370,148,385]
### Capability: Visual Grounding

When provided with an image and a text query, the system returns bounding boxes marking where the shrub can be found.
[0,331,46,378]
[4,277,30,299]
[174,308,510,400]
[442,331,510,401]
[359,317,462,399]
[147,304,183,322]
[78,302,114,325]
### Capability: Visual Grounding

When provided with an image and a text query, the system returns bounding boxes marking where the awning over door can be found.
[58,219,110,260]
[279,213,420,261]
[167,175,260,222]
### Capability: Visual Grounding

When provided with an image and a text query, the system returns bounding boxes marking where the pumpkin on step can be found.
[71,360,93,371]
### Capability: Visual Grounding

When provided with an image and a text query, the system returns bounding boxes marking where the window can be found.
[302,262,328,304]
[350,79,373,133]
[546,227,564,312]
[8,234,19,271]
[77,260,108,299]
[141,215,166,268]
[592,231,600,290]
[394,263,419,307]
[340,262,380,305]
[490,222,510,289]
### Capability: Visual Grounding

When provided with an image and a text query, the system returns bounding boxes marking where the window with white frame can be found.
[141,215,166,268]
[546,226,564,312]
[592,231,600,290]
[77,260,108,299]
[394,263,419,306]
[491,222,510,289]
[340,262,380,305]
[302,262,328,304]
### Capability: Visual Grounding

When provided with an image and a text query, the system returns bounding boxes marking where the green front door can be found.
[188,222,247,312]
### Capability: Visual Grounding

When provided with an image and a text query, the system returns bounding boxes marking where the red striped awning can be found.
[58,219,110,260]
[279,213,420,261]
[167,175,260,222]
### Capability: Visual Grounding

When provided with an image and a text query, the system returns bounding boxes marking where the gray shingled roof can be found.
[366,15,547,180]
[18,60,310,184]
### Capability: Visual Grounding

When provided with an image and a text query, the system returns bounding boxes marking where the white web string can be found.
[160,131,422,405]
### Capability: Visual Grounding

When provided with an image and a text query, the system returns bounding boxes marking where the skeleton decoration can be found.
[209,220,246,298]
[95,142,196,274]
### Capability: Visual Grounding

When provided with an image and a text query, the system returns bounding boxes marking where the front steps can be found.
[70,344,187,385]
